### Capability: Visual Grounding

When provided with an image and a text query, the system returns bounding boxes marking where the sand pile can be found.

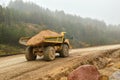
[27,30,61,46]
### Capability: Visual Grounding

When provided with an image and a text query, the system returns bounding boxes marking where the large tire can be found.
[60,44,69,57]
[44,46,55,61]
[25,46,36,61]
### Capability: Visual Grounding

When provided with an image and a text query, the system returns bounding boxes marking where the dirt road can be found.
[0,44,120,80]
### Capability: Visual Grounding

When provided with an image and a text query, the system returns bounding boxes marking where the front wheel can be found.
[25,46,37,61]
[43,46,55,61]
[60,44,69,57]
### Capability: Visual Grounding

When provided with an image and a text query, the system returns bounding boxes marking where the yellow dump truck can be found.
[19,30,71,61]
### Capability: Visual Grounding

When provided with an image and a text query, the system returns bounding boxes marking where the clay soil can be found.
[0,44,120,80]
[27,30,61,46]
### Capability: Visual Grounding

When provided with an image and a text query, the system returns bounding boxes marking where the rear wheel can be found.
[25,46,36,61]
[44,46,55,61]
[60,44,69,57]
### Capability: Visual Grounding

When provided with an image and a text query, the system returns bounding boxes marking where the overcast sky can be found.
[0,0,120,25]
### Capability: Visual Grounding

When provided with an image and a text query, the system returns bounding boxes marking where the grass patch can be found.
[0,44,24,56]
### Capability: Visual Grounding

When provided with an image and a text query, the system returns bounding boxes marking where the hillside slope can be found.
[0,0,120,48]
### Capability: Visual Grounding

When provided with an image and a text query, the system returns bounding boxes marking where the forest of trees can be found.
[0,0,120,48]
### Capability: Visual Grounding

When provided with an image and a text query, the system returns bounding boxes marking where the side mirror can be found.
[99,75,109,80]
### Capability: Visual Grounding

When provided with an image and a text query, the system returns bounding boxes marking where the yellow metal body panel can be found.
[44,36,64,43]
